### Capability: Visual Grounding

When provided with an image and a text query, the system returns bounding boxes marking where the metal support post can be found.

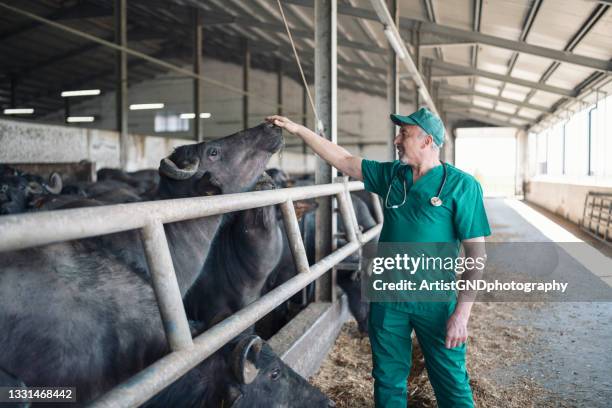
[414,28,420,108]
[277,58,283,116]
[386,0,399,160]
[335,190,358,244]
[193,8,203,142]
[371,191,384,224]
[280,200,311,274]
[314,0,338,302]
[302,83,308,170]
[115,0,128,169]
[141,220,193,351]
[242,38,250,130]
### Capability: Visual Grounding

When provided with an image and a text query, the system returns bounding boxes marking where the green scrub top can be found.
[361,159,491,245]
[362,159,491,304]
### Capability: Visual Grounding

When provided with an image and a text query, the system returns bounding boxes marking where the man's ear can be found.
[426,134,436,148]
[293,199,318,220]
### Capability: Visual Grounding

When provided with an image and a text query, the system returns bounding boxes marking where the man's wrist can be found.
[293,124,307,138]
[453,301,472,320]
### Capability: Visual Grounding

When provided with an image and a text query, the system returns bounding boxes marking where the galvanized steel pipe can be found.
[141,220,194,351]
[280,200,311,274]
[90,224,381,408]
[0,182,364,253]
[335,191,358,244]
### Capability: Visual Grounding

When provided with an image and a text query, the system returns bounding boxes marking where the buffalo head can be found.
[225,335,334,408]
[158,123,282,199]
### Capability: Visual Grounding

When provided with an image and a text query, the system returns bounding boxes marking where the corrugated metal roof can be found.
[0,0,610,132]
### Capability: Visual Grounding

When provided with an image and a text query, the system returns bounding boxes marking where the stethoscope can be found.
[385,162,447,209]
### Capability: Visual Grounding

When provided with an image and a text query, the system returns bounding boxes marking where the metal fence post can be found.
[370,191,384,224]
[280,200,311,274]
[335,184,358,244]
[141,220,193,351]
[314,0,338,302]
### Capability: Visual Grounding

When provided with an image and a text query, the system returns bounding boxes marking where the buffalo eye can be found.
[270,368,281,381]
[207,147,219,160]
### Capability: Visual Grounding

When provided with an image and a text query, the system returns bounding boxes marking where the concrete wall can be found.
[0,119,192,172]
[525,178,612,224]
[31,56,415,169]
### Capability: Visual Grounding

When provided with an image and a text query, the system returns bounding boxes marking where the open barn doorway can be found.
[454,127,519,197]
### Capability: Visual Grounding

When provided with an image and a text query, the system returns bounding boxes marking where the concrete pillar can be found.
[386,0,399,161]
[193,8,203,142]
[115,0,128,170]
[314,0,337,302]
[242,38,250,130]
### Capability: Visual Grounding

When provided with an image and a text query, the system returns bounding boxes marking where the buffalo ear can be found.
[293,199,318,220]
[231,335,263,384]
[26,181,44,195]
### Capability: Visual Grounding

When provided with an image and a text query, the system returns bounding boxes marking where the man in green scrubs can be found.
[266,108,490,408]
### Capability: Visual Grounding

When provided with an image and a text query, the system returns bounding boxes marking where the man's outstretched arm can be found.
[266,115,363,181]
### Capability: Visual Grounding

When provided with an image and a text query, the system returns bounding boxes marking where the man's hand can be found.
[263,115,364,180]
[445,310,469,349]
[444,237,486,349]
[265,115,301,134]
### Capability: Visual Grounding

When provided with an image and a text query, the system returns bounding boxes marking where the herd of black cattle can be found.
[0,123,379,407]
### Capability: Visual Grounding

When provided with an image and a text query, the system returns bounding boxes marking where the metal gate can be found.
[582,191,612,245]
[0,179,382,407]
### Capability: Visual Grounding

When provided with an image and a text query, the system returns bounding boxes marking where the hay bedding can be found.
[310,302,572,408]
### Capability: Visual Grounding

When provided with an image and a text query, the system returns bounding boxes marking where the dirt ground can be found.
[310,302,574,408]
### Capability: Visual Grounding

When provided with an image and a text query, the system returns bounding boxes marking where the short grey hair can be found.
[416,127,440,151]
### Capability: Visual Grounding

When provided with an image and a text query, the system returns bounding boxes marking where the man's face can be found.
[394,124,428,164]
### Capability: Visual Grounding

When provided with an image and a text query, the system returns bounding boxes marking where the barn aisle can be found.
[312,198,612,407]
[485,198,612,407]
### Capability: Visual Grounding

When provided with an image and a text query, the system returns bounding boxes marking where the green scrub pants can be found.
[369,301,474,408]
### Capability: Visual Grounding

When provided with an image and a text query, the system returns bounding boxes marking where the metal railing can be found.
[582,191,612,245]
[0,179,383,408]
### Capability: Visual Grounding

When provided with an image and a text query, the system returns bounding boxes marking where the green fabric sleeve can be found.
[361,159,396,196]
[453,178,491,240]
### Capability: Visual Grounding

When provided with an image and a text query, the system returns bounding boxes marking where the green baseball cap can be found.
[390,107,445,147]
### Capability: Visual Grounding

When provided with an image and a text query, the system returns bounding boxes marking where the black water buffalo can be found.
[336,193,377,335]
[184,173,284,327]
[257,190,377,338]
[96,168,159,196]
[0,367,29,408]
[143,334,334,408]
[29,194,105,211]
[0,166,62,215]
[0,123,289,405]
[255,199,318,339]
[265,168,294,188]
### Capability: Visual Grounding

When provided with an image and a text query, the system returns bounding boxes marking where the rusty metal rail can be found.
[0,180,383,408]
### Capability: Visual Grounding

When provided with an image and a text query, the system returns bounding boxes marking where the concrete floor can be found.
[484,198,612,407]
